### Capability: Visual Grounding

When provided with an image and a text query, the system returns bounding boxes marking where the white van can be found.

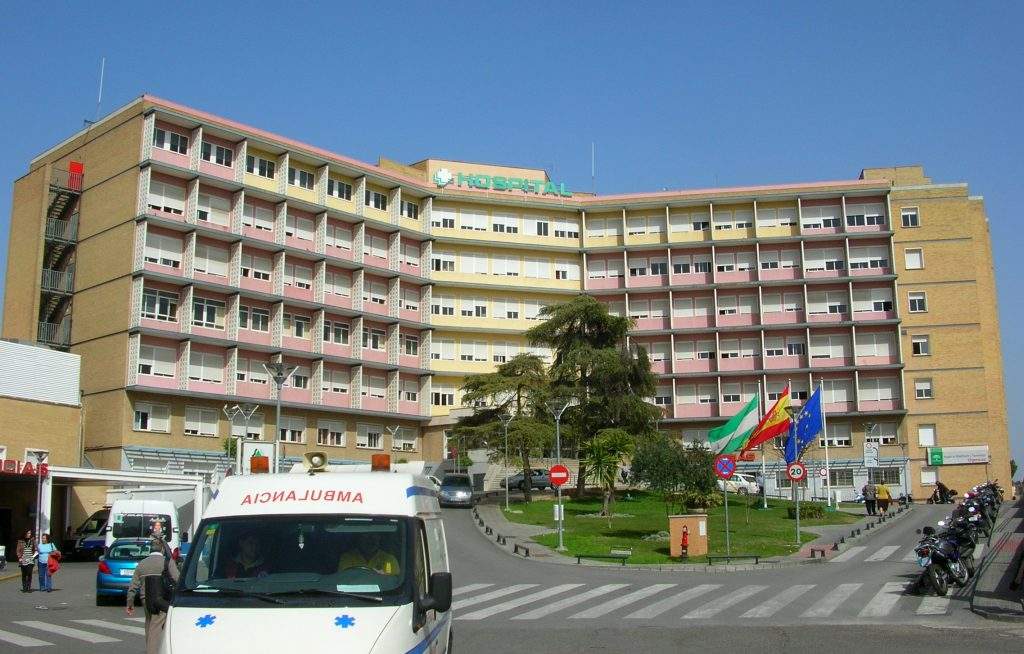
[162,455,452,654]
[105,499,180,551]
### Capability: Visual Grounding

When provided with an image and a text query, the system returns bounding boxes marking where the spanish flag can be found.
[741,386,792,454]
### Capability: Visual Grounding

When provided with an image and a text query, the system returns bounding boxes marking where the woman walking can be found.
[876,482,892,515]
[37,533,59,592]
[15,530,36,592]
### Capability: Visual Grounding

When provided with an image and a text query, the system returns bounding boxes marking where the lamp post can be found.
[547,398,572,552]
[499,411,514,512]
[386,425,400,457]
[264,362,297,473]
[33,451,48,540]
[223,403,260,474]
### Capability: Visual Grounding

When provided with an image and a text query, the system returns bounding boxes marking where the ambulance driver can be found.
[337,532,400,576]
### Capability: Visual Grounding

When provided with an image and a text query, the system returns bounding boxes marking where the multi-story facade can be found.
[1,95,1009,499]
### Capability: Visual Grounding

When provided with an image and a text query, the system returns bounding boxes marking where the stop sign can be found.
[549,464,570,487]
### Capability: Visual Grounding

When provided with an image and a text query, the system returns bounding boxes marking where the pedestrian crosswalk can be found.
[0,618,142,648]
[449,579,966,623]
[831,543,987,564]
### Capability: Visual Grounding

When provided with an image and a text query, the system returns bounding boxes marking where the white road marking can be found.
[72,620,145,636]
[683,585,768,619]
[513,584,629,620]
[453,583,494,597]
[125,617,146,623]
[740,584,815,618]
[801,583,863,617]
[624,584,722,619]
[829,546,867,563]
[569,584,676,619]
[865,545,902,562]
[916,596,951,615]
[857,582,909,617]
[0,628,53,648]
[457,584,584,620]
[13,622,119,644]
[451,584,538,611]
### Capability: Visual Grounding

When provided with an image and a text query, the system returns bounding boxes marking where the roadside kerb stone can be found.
[793,502,916,560]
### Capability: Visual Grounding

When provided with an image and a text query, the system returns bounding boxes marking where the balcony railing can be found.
[37,321,70,347]
[41,268,74,294]
[45,215,78,242]
[49,168,84,193]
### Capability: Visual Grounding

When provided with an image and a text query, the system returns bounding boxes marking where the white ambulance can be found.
[162,453,453,654]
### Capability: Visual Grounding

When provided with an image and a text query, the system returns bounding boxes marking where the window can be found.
[357,424,383,449]
[845,203,886,227]
[287,167,314,190]
[458,252,487,275]
[393,428,418,452]
[242,203,275,232]
[364,234,388,260]
[325,270,351,297]
[904,248,924,270]
[184,407,218,437]
[193,243,229,277]
[819,423,852,447]
[801,205,841,229]
[524,299,546,321]
[133,402,169,432]
[459,341,488,362]
[402,243,421,268]
[285,214,314,241]
[860,377,898,403]
[459,210,488,231]
[362,281,387,305]
[287,366,310,390]
[653,386,672,406]
[235,358,268,385]
[284,313,311,339]
[365,190,387,211]
[404,334,419,356]
[188,351,224,383]
[431,384,455,407]
[137,344,176,377]
[278,416,305,443]
[914,379,934,400]
[201,141,233,167]
[808,290,848,315]
[828,468,855,487]
[430,295,454,317]
[240,306,269,332]
[911,335,930,356]
[327,178,352,200]
[853,287,894,313]
[362,328,385,350]
[492,212,519,234]
[494,298,520,320]
[865,422,898,445]
[430,338,454,361]
[650,257,669,276]
[524,257,549,279]
[431,207,456,229]
[528,216,549,236]
[326,224,353,250]
[246,155,276,179]
[849,246,889,270]
[192,297,225,329]
[908,292,928,313]
[402,288,420,311]
[398,200,419,220]
[921,468,938,485]
[554,218,580,238]
[229,412,263,440]
[323,319,350,345]
[901,208,920,228]
[821,379,853,404]
[147,180,186,215]
[868,467,901,485]
[284,263,313,290]
[431,251,455,273]
[197,193,231,226]
[721,383,741,403]
[361,375,386,399]
[322,368,350,394]
[317,420,346,447]
[144,232,182,268]
[554,260,581,280]
[629,257,649,277]
[141,289,178,322]
[153,128,188,155]
[918,424,936,447]
[855,331,894,357]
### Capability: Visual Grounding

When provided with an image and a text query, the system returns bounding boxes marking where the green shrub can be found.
[787,504,825,520]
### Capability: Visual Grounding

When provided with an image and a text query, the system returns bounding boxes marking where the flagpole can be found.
[821,382,831,507]
[723,484,731,557]
[759,381,768,509]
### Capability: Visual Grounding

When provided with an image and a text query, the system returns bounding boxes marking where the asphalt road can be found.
[0,503,1020,653]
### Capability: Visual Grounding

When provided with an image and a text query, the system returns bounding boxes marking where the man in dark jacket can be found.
[862,482,878,516]
[127,537,178,654]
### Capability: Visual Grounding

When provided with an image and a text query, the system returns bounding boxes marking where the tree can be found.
[456,354,552,502]
[581,428,634,520]
[629,432,689,514]
[527,295,660,497]
[678,440,720,510]
[1011,458,1018,480]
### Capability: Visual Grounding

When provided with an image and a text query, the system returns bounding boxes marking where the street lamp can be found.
[386,425,400,457]
[32,450,48,540]
[499,411,514,512]
[264,362,297,474]
[223,403,260,473]
[547,398,573,552]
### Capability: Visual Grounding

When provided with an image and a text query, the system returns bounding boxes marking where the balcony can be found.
[859,399,902,412]
[322,391,352,408]
[670,271,713,286]
[762,310,804,325]
[718,356,760,372]
[850,265,892,277]
[629,274,667,289]
[46,215,79,242]
[49,167,84,194]
[674,359,715,374]
[136,372,179,390]
[40,268,74,295]
[716,312,758,328]
[853,309,896,322]
[716,270,756,283]
[808,311,847,324]
[586,275,625,290]
[764,354,804,370]
[676,403,718,418]
[758,267,800,281]
[37,321,70,348]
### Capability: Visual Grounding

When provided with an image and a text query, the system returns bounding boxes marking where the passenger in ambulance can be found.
[337,532,400,577]
[224,532,271,578]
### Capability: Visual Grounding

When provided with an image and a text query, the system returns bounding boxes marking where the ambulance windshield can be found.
[179,515,414,607]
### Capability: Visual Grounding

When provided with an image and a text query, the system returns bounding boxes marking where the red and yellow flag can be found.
[741,386,792,454]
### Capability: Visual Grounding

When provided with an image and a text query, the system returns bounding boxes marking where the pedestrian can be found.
[127,536,179,654]
[862,481,877,516]
[755,472,765,499]
[36,533,60,592]
[15,530,35,592]
[876,482,892,515]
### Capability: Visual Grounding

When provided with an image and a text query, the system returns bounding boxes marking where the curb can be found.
[970,606,1024,623]
[797,502,916,560]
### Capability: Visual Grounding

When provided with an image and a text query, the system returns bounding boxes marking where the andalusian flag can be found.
[741,386,792,455]
[708,394,760,454]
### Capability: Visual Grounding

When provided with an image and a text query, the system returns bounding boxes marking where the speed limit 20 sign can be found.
[786,462,807,481]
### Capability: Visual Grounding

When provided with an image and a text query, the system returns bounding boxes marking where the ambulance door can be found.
[423,517,450,652]
[412,520,441,653]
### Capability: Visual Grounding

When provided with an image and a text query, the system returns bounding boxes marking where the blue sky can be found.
[1,2,1021,470]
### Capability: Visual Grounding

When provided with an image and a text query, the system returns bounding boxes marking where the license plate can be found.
[917,557,930,567]
[119,569,134,576]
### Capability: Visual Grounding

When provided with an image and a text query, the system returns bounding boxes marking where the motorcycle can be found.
[929,486,957,504]
[914,525,971,596]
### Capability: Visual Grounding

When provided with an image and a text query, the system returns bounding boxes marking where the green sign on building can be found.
[926,446,990,466]
[433,167,572,197]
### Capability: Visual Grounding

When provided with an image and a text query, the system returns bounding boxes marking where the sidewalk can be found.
[971,498,1024,621]
[792,502,915,559]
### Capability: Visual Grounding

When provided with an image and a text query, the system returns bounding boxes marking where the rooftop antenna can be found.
[591,142,596,194]
[84,57,105,128]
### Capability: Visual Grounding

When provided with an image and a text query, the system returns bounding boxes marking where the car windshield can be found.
[112,513,172,540]
[108,541,151,561]
[442,475,471,489]
[77,511,108,534]
[178,515,412,608]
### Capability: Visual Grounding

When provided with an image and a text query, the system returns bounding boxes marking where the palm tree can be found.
[582,428,634,519]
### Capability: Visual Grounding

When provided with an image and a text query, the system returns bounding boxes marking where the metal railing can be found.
[37,321,71,346]
[41,268,75,294]
[49,168,84,193]
[45,215,78,242]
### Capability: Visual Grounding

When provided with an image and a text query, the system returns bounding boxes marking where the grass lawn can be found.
[502,490,859,564]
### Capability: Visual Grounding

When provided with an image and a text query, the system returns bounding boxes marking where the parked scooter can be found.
[914,524,972,596]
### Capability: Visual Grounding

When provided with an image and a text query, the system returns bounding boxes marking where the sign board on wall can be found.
[433,168,572,197]
[863,442,880,468]
[927,446,990,466]
[0,459,49,477]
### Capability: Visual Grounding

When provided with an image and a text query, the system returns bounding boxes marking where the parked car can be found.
[96,538,151,605]
[439,474,475,507]
[717,473,760,495]
[501,468,552,491]
[72,508,109,560]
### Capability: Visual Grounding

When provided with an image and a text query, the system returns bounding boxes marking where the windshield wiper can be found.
[267,588,384,603]
[183,587,285,604]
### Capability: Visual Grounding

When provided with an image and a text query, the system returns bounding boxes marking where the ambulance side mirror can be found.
[421,572,452,613]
